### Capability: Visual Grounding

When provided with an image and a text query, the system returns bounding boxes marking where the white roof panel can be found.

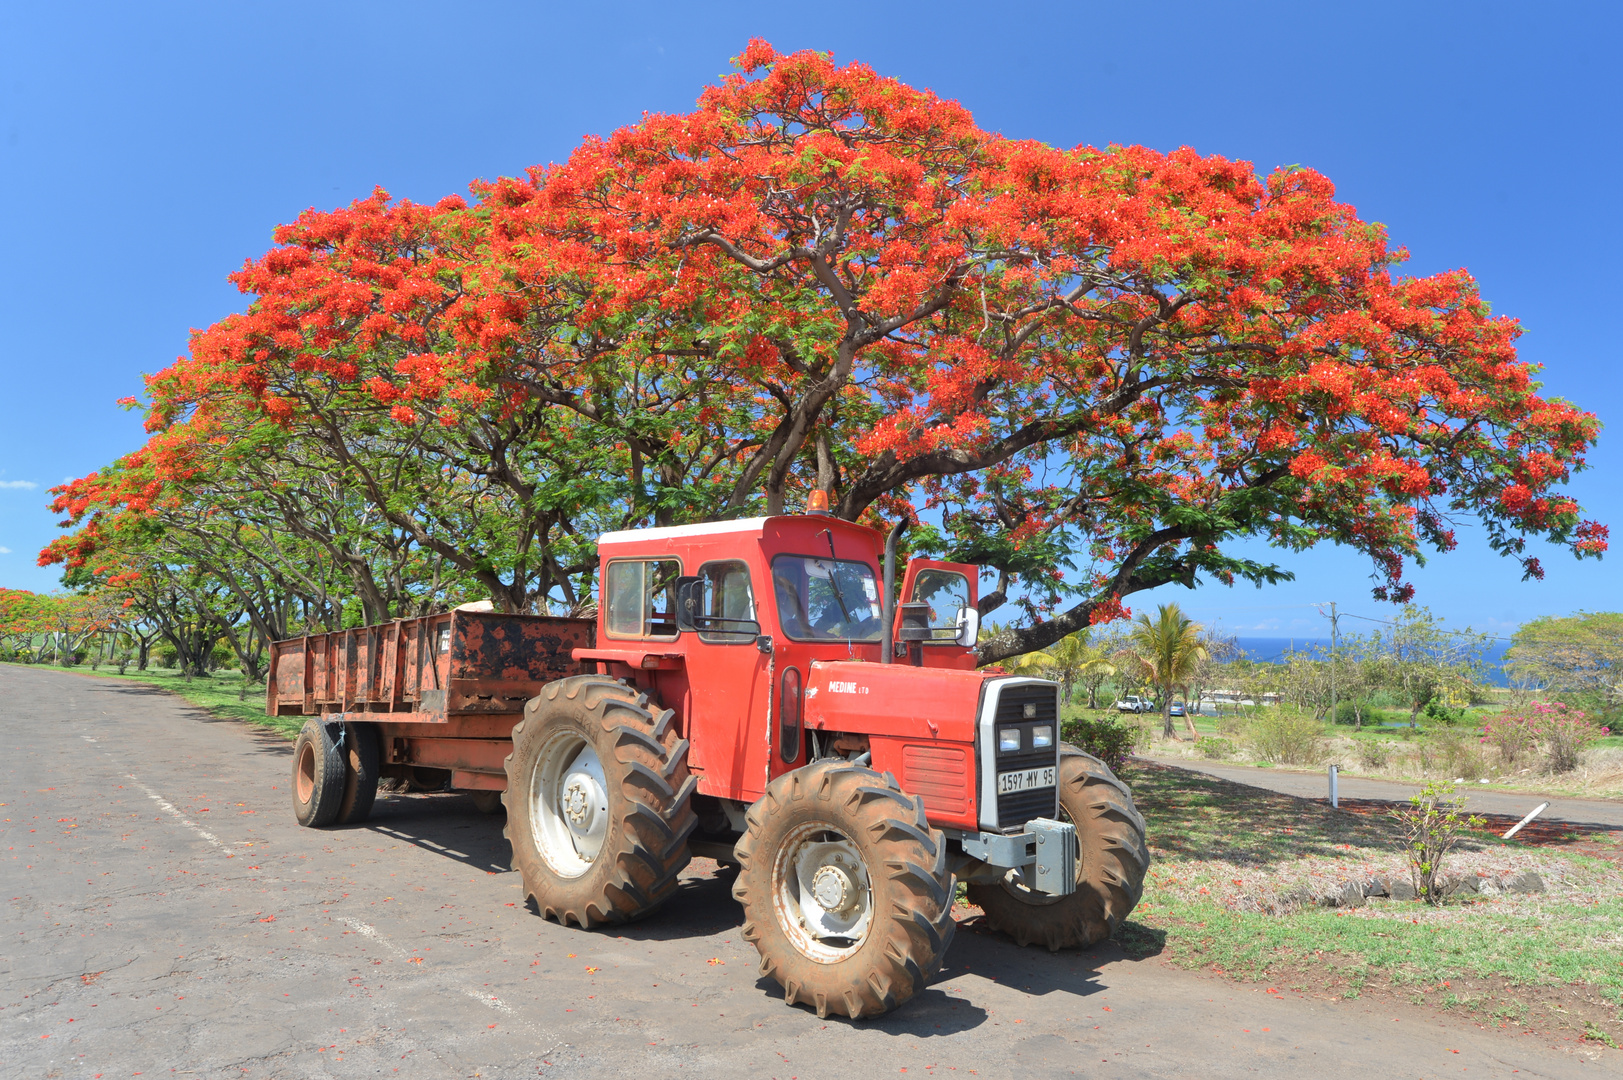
[597,517,770,547]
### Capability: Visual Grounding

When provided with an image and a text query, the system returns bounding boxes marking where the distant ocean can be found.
[1234,636,1514,687]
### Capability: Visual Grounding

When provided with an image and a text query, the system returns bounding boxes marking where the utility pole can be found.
[1324,601,1341,726]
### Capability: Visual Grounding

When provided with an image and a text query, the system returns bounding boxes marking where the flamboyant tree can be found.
[46,41,1606,661]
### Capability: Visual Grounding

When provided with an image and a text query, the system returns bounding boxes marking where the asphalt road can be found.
[2,665,1610,1079]
[1147,757,1623,829]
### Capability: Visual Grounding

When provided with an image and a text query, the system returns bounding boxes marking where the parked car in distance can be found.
[1115,695,1153,713]
[1169,700,1186,717]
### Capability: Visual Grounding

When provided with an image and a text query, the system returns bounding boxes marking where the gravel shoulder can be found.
[2,665,1614,1077]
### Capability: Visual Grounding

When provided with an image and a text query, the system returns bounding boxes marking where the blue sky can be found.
[1,1,1617,640]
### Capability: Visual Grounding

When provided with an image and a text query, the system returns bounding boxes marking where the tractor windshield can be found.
[770,555,883,642]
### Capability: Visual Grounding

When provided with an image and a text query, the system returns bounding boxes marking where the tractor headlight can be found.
[998,727,1021,753]
[1031,725,1053,749]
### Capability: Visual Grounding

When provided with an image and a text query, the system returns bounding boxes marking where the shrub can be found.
[1355,738,1391,770]
[1433,730,1490,781]
[1423,698,1467,726]
[1062,715,1137,773]
[1243,711,1326,765]
[1194,736,1232,760]
[1530,701,1610,773]
[1480,710,1537,767]
[1332,700,1389,726]
[1484,701,1611,774]
[1388,782,1485,905]
[1216,712,1248,737]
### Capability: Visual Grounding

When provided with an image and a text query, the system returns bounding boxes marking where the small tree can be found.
[1389,782,1485,904]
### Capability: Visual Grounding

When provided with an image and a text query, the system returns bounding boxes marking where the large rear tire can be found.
[504,676,697,927]
[292,720,345,827]
[966,744,1148,950]
[733,760,956,1020]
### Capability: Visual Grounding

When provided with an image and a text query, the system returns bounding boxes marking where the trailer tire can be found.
[966,744,1148,950]
[335,721,380,825]
[292,720,346,828]
[733,760,956,1020]
[504,676,696,927]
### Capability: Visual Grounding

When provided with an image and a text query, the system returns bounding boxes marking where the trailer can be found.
[267,609,593,806]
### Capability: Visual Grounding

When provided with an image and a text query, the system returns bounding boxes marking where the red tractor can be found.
[269,508,1148,1019]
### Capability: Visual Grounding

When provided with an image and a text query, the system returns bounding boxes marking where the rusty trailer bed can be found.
[266,610,594,790]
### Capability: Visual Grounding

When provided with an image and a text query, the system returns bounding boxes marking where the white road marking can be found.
[127,774,236,856]
[342,919,527,1022]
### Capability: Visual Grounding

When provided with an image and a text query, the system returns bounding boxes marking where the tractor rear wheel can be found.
[733,759,956,1019]
[292,719,345,827]
[966,744,1148,950]
[504,676,697,927]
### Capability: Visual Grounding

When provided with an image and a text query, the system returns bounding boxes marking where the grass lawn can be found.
[2,661,304,739]
[1118,759,1623,1042]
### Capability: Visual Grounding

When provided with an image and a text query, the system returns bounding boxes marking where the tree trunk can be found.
[1161,689,1174,739]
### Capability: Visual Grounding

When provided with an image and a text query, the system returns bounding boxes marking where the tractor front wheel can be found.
[504,676,697,927]
[966,745,1149,950]
[733,759,956,1019]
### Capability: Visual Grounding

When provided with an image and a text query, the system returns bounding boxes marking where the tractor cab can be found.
[572,512,986,806]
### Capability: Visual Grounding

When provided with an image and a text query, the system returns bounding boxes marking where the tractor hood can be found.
[801,660,994,744]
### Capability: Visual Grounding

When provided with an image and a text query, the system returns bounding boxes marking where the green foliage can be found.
[1126,603,1206,737]
[1061,714,1138,773]
[1354,737,1392,770]
[1242,710,1326,765]
[1194,736,1233,760]
[1423,698,1467,726]
[1506,612,1623,714]
[1387,782,1486,905]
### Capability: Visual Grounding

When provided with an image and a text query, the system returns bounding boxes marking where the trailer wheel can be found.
[504,676,697,927]
[335,721,380,825]
[966,745,1149,950]
[292,720,346,827]
[733,760,956,1020]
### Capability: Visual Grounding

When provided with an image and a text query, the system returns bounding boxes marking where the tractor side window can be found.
[771,555,883,642]
[911,569,971,641]
[695,560,757,644]
[604,559,681,640]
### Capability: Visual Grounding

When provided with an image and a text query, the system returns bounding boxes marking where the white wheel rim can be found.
[772,822,873,962]
[530,731,610,878]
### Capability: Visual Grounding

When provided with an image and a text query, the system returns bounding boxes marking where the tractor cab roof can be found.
[597,515,883,560]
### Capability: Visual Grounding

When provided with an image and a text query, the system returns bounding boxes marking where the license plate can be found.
[997,767,1056,794]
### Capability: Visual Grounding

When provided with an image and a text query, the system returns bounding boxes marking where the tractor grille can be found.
[991,683,1060,831]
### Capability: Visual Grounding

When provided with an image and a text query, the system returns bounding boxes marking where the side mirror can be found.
[955,605,979,648]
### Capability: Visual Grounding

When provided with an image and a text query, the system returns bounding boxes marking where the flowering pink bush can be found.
[1482,701,1611,774]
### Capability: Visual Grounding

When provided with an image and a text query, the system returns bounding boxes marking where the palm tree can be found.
[1126,603,1207,739]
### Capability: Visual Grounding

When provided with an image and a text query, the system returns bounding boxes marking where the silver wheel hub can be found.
[530,732,610,878]
[810,865,857,915]
[774,827,874,962]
